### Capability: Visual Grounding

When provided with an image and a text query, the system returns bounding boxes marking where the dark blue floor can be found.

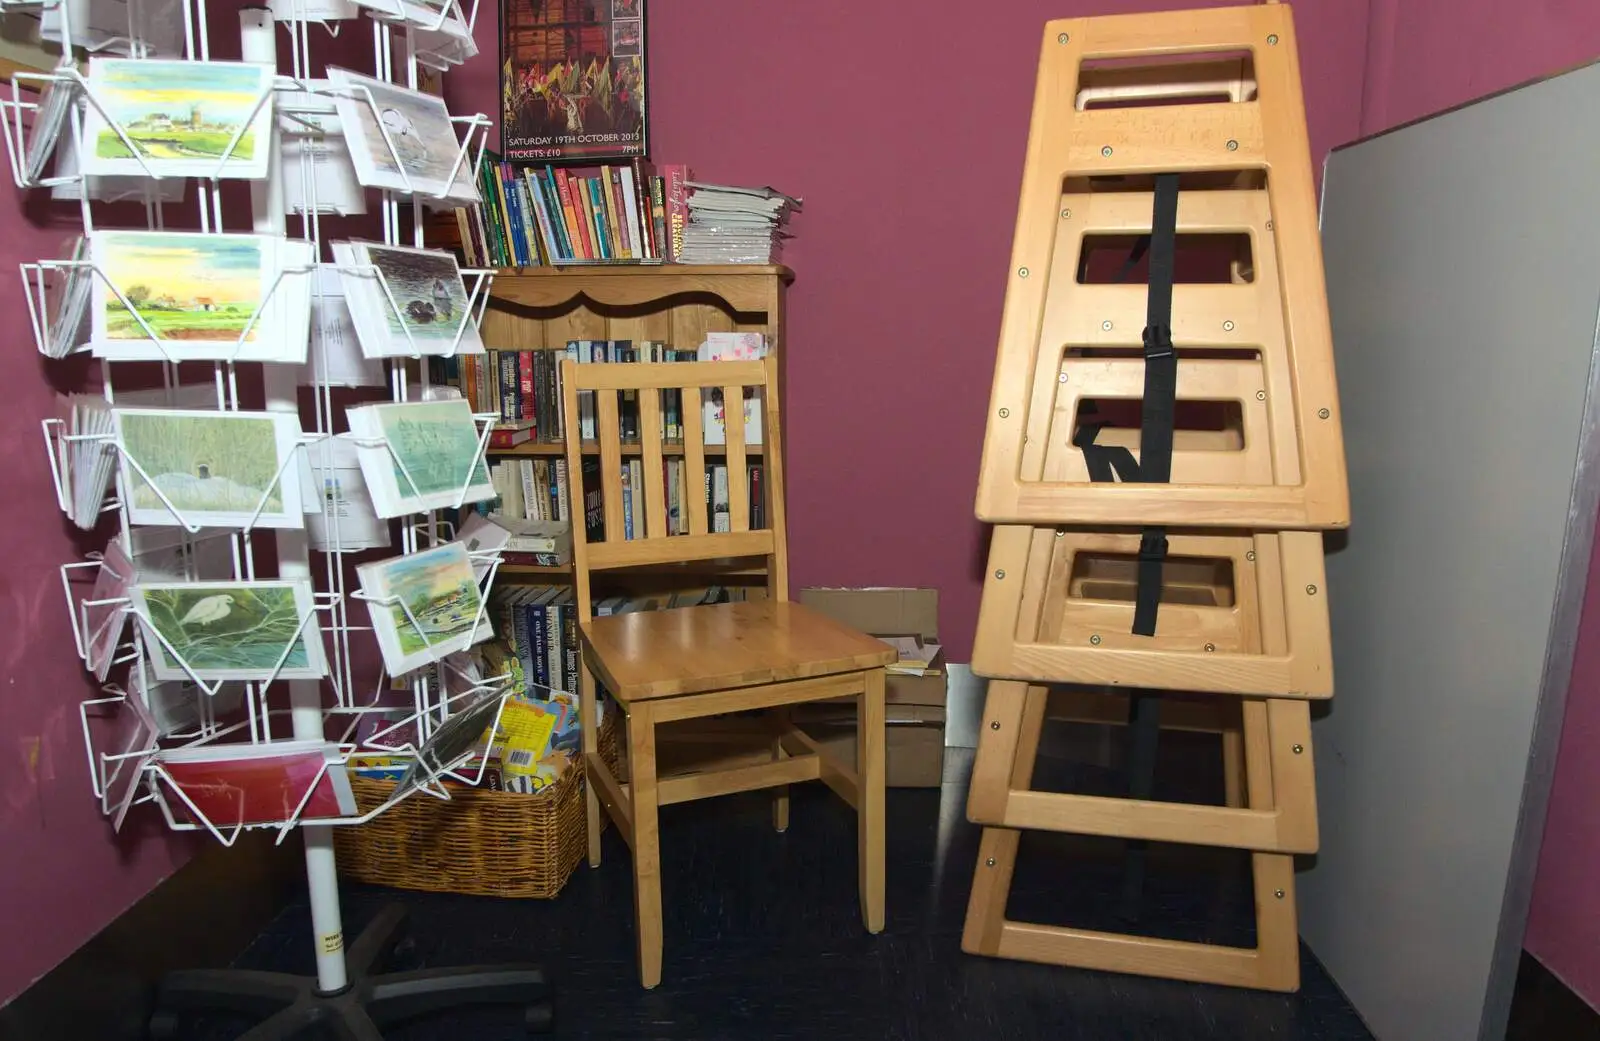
[209,729,1375,1041]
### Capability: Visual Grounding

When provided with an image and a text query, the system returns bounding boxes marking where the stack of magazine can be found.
[676,181,801,265]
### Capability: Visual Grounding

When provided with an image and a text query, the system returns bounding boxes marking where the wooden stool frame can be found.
[973,3,1348,529]
[560,357,894,989]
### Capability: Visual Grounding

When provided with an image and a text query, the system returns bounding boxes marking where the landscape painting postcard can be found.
[80,59,275,180]
[325,66,478,203]
[113,408,305,529]
[344,241,486,358]
[132,579,326,683]
[347,398,495,517]
[357,541,489,676]
[89,231,313,363]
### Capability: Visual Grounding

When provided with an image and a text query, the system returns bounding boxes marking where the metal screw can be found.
[1267,33,1279,45]
[995,569,1007,579]
[1055,528,1066,537]
[1226,139,1239,151]
[998,408,1010,418]
[1246,551,1256,561]
[1102,145,1113,157]
[1018,267,1030,278]
[1061,208,1072,219]
[1223,320,1235,332]
[1318,408,1331,419]
[990,720,1001,731]
[1204,643,1216,652]
[1090,634,1102,646]
[1292,744,1305,755]
[1306,584,1318,596]
[986,857,997,866]
[1102,320,1113,331]
[1274,888,1286,899]
[1058,32,1069,44]
[1256,390,1267,401]
[1266,220,1274,231]
[1059,372,1069,384]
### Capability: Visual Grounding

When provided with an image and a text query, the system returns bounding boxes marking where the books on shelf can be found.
[677,180,801,265]
[450,152,671,267]
[578,457,767,543]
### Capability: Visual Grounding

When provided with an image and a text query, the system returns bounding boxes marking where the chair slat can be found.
[597,390,626,542]
[639,389,667,539]
[682,385,709,536]
[565,360,765,391]
[724,385,749,532]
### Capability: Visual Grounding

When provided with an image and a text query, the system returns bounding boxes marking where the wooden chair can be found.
[559,354,896,989]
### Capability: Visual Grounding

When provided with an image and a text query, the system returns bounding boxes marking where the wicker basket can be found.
[334,711,621,899]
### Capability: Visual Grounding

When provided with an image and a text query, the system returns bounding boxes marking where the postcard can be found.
[336,240,486,358]
[85,535,136,681]
[113,408,305,530]
[131,579,327,683]
[130,658,245,738]
[351,0,472,45]
[393,686,508,794]
[156,740,357,828]
[302,264,384,388]
[345,398,495,517]
[88,230,314,363]
[38,234,91,359]
[324,66,478,202]
[357,541,489,676]
[80,59,276,180]
[279,82,368,217]
[90,689,159,832]
[304,435,390,552]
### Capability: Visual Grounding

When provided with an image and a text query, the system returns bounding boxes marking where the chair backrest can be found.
[558,354,788,623]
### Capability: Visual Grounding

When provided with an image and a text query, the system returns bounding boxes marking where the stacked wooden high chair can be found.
[960,1,1348,992]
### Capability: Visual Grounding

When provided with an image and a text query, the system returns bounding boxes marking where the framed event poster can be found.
[499,0,647,164]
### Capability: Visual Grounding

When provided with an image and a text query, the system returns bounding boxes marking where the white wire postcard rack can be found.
[109,407,314,532]
[60,543,136,680]
[20,236,92,359]
[329,238,493,359]
[352,538,497,677]
[77,689,159,832]
[343,398,498,517]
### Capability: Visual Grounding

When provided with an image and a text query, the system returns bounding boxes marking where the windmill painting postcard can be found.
[346,398,495,517]
[325,66,479,203]
[357,541,489,676]
[500,0,648,163]
[132,579,327,683]
[112,408,306,530]
[80,59,276,179]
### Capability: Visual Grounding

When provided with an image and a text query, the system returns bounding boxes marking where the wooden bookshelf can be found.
[475,263,793,591]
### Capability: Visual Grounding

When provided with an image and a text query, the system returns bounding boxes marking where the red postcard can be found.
[157,741,357,829]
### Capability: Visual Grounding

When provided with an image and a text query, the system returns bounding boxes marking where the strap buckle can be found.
[1142,324,1174,361]
[1137,530,1169,562]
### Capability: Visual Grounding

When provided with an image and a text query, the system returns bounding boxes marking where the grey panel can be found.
[1303,62,1600,1041]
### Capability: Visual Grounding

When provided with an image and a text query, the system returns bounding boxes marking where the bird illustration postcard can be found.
[356,541,490,676]
[78,59,277,180]
[113,407,306,530]
[325,66,479,203]
[332,240,486,358]
[88,230,315,364]
[131,579,327,683]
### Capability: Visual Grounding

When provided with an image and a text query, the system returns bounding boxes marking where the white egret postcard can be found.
[80,59,276,179]
[132,579,327,683]
[113,408,305,530]
[357,541,489,676]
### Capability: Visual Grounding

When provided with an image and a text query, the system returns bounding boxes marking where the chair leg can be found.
[858,667,886,934]
[626,703,664,989]
[771,707,791,833]
[580,661,603,868]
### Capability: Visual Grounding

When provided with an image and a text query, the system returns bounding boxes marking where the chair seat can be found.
[579,599,896,703]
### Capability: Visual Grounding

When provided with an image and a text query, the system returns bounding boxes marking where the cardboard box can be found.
[795,587,949,786]
[798,587,949,709]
